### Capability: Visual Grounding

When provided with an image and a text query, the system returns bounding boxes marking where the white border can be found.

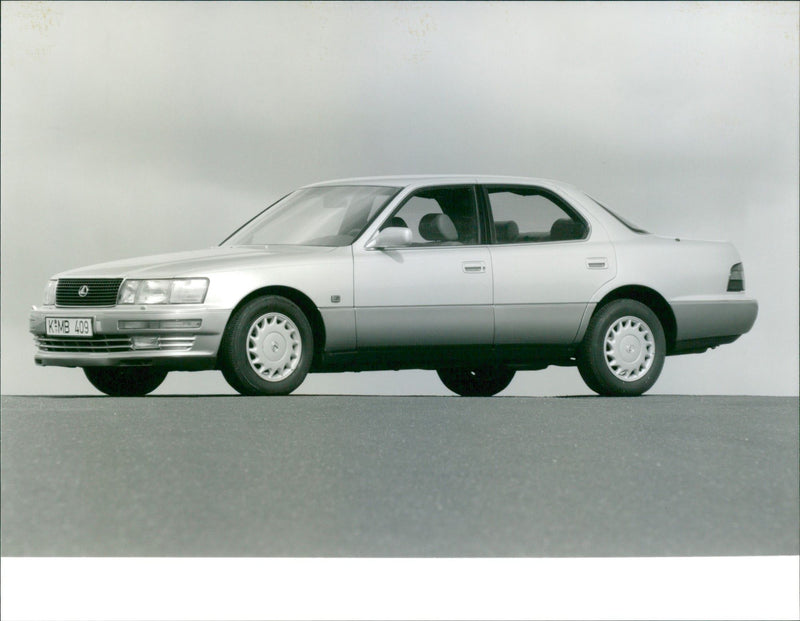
[2,557,798,620]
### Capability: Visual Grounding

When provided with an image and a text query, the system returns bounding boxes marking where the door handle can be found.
[462,261,486,274]
[586,257,608,269]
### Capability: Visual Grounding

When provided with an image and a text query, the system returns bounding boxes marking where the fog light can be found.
[132,336,160,350]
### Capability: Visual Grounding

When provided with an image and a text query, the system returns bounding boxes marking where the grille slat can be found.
[56,279,123,307]
[35,336,133,353]
[34,335,196,353]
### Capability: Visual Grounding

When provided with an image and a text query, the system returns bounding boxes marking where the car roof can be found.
[302,175,644,238]
[305,175,577,191]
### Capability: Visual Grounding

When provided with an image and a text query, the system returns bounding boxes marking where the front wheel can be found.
[84,367,168,396]
[219,295,313,396]
[577,299,665,396]
[437,366,515,397]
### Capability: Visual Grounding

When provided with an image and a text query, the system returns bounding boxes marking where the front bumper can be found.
[29,305,231,369]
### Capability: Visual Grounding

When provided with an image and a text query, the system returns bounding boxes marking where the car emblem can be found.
[78,285,90,297]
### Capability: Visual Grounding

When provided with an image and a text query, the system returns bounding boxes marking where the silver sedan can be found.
[30,176,758,397]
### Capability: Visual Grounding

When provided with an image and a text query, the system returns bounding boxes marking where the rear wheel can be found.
[577,299,665,396]
[437,366,515,397]
[84,367,168,396]
[219,295,313,396]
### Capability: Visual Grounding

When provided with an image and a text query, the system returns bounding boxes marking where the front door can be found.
[353,186,493,348]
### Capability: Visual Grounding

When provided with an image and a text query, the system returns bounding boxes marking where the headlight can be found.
[117,278,209,305]
[170,279,210,304]
[43,279,57,305]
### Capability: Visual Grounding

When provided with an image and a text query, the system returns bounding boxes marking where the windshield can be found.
[223,185,401,247]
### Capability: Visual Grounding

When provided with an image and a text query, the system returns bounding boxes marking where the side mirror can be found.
[365,227,413,250]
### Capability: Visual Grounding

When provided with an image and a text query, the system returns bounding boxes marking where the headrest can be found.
[550,218,584,241]
[419,213,458,242]
[384,216,408,229]
[495,220,519,243]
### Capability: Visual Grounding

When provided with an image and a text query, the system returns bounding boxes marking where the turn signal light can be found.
[119,319,202,330]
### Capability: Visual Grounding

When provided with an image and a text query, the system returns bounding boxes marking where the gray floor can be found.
[1,395,797,557]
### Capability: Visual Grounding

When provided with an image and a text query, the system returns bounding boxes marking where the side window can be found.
[382,187,479,246]
[487,187,587,243]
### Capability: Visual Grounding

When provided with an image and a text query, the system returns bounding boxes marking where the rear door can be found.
[484,185,616,345]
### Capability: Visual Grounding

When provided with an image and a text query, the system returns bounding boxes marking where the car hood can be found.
[55,245,342,279]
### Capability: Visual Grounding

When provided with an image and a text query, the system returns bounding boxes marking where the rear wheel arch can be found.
[219,286,326,368]
[592,285,677,353]
[577,298,666,396]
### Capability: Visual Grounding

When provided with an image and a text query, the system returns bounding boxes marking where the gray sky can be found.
[2,1,797,396]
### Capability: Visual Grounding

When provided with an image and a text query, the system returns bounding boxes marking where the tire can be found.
[219,295,313,396]
[437,366,515,397]
[84,367,168,396]
[577,299,665,396]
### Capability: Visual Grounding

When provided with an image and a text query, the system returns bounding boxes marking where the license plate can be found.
[46,317,93,337]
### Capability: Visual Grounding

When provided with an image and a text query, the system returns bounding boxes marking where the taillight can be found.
[727,263,745,292]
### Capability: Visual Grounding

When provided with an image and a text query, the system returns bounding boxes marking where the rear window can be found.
[587,195,649,234]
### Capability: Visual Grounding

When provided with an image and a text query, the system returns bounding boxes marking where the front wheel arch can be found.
[437,366,516,397]
[218,294,314,395]
[84,366,168,396]
[219,286,326,370]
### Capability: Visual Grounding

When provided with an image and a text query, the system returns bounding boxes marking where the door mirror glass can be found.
[365,227,413,250]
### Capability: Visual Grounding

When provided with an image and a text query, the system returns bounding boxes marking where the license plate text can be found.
[46,317,93,337]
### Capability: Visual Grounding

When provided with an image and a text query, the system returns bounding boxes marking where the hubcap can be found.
[246,312,302,382]
[603,316,654,382]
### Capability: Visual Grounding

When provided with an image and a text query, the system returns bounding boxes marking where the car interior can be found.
[380,187,479,246]
[380,186,587,246]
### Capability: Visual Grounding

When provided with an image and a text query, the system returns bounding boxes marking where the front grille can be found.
[56,278,123,307]
[35,335,195,353]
